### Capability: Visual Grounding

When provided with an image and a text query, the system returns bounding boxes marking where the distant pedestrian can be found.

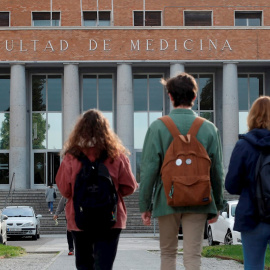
[54,196,74,256]
[225,96,270,270]
[139,72,224,270]
[56,109,138,270]
[45,183,56,214]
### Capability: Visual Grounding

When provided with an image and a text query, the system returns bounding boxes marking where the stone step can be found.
[0,190,158,235]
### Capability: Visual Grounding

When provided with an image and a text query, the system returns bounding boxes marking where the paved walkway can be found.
[3,234,244,270]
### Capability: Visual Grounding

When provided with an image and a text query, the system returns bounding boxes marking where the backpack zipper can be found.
[169,183,174,198]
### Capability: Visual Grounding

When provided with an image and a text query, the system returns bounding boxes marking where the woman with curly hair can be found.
[225,96,270,270]
[56,109,138,270]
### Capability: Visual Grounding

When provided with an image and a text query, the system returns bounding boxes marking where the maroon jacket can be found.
[56,148,138,231]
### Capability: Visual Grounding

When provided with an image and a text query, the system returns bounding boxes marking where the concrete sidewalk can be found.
[3,234,244,270]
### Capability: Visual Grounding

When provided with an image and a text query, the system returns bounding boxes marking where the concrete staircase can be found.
[0,189,159,235]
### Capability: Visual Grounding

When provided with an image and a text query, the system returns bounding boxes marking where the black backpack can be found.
[255,149,270,224]
[73,152,118,231]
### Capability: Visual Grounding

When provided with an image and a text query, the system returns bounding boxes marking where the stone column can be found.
[116,63,134,166]
[10,64,27,189]
[63,64,80,142]
[169,63,185,111]
[222,62,239,172]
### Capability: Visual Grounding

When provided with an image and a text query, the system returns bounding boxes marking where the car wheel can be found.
[224,230,233,245]
[32,228,38,240]
[207,227,219,246]
[37,227,40,239]
[0,234,3,245]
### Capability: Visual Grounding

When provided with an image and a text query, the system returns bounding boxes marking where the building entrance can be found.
[33,152,60,187]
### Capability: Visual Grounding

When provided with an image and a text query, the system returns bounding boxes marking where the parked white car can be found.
[207,200,242,245]
[2,206,42,240]
[0,210,8,245]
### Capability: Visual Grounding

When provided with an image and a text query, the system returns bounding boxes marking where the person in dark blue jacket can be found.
[225,96,270,270]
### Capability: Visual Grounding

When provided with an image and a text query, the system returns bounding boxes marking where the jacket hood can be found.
[239,129,270,149]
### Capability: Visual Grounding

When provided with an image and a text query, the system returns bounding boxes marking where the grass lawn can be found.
[0,244,26,258]
[202,245,270,269]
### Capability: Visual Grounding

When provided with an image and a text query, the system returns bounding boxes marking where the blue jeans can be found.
[241,222,270,270]
[48,202,53,212]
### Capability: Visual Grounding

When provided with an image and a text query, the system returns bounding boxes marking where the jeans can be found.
[67,230,74,251]
[241,222,270,270]
[48,202,53,212]
[72,228,121,270]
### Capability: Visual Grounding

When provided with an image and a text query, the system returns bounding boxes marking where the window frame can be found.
[0,74,10,186]
[238,72,264,133]
[32,11,61,27]
[83,11,111,26]
[133,10,162,26]
[81,73,115,129]
[234,11,263,26]
[191,73,216,124]
[184,10,213,26]
[0,12,10,27]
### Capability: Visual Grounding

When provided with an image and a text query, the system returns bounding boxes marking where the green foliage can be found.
[0,113,10,149]
[0,245,26,258]
[202,245,270,268]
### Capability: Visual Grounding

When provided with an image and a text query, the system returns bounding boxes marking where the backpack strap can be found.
[159,116,181,138]
[159,115,205,138]
[187,117,205,136]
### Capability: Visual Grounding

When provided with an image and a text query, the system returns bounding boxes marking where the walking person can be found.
[56,109,138,270]
[45,183,56,214]
[53,196,75,256]
[139,72,224,270]
[225,96,270,270]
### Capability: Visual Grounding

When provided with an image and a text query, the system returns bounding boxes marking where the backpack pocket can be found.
[167,176,212,207]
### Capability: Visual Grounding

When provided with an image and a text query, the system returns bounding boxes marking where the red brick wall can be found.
[1,28,269,61]
[2,0,270,26]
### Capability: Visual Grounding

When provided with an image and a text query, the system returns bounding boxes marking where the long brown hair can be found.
[62,109,129,160]
[247,96,270,131]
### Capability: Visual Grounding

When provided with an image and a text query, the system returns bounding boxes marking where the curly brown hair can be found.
[62,109,129,160]
[247,96,270,131]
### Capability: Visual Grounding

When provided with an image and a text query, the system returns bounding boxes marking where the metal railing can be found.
[5,172,15,207]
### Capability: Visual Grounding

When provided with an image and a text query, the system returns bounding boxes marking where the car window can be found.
[2,208,34,217]
[231,204,237,217]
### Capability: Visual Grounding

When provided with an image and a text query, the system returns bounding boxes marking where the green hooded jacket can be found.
[139,109,224,219]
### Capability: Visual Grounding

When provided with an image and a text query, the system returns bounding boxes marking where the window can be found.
[235,12,262,26]
[82,74,113,127]
[192,74,214,122]
[238,74,264,133]
[31,75,62,186]
[0,12,9,27]
[184,11,212,26]
[32,12,60,26]
[83,11,111,26]
[133,74,164,182]
[0,75,10,184]
[134,11,161,26]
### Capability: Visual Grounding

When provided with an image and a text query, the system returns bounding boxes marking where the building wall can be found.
[0,1,270,190]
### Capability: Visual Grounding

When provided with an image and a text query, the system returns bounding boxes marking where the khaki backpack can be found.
[160,116,212,207]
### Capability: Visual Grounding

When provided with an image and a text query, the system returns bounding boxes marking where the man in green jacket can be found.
[139,72,224,270]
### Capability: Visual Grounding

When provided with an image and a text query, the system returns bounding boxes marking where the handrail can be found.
[5,172,15,207]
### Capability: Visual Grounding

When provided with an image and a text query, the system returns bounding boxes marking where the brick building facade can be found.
[0,0,270,189]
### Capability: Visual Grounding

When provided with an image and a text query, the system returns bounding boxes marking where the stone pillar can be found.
[10,64,27,189]
[222,62,239,172]
[116,63,134,165]
[63,64,80,142]
[169,63,185,111]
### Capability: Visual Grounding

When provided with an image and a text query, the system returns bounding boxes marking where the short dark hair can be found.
[161,72,198,107]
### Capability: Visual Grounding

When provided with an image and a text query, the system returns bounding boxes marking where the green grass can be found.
[0,244,26,258]
[201,245,270,269]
